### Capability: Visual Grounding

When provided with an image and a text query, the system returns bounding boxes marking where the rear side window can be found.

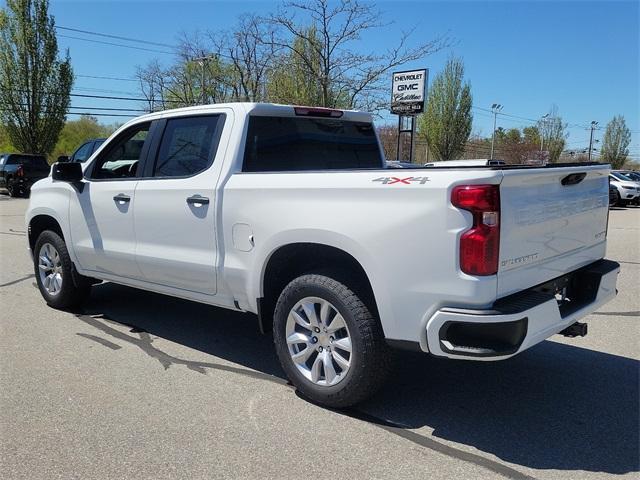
[242,116,383,172]
[153,115,222,177]
[7,155,47,166]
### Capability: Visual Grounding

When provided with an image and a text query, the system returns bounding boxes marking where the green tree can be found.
[418,57,473,161]
[537,105,567,163]
[50,115,114,161]
[522,126,541,146]
[600,115,631,169]
[0,123,14,151]
[267,26,347,107]
[0,0,72,155]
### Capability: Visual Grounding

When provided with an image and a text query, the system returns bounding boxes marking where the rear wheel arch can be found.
[258,243,381,334]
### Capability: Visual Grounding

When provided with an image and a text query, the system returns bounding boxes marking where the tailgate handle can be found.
[561,172,587,186]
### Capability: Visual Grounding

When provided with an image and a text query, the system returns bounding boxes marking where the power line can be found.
[68,106,147,113]
[57,34,175,55]
[66,112,135,118]
[74,86,140,96]
[76,74,137,82]
[55,26,177,49]
[0,87,185,104]
[68,92,183,104]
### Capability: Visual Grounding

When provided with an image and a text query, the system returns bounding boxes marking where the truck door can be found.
[68,121,154,279]
[133,113,227,295]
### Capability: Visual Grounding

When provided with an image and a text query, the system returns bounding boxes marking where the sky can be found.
[5,0,640,160]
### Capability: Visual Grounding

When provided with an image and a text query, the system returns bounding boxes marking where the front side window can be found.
[153,116,222,177]
[242,116,383,172]
[91,123,150,179]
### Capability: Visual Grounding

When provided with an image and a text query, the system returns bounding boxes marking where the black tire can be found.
[7,181,19,197]
[33,230,90,309]
[612,190,621,207]
[273,274,391,408]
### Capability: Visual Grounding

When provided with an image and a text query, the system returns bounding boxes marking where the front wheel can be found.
[273,274,391,408]
[33,230,90,309]
[7,181,20,197]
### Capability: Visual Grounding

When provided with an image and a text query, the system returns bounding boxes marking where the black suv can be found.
[0,153,51,197]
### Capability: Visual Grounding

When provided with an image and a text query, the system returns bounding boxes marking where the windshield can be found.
[618,171,640,181]
[610,172,631,181]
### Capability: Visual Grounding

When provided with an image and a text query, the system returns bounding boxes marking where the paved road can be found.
[1,193,638,480]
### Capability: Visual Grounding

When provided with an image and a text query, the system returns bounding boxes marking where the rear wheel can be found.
[33,230,90,309]
[273,274,390,408]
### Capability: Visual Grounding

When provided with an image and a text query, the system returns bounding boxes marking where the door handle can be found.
[113,194,131,204]
[186,195,209,206]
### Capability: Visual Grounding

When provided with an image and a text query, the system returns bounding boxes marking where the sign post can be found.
[391,68,428,162]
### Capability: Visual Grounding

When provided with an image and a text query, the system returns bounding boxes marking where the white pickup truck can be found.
[26,103,619,407]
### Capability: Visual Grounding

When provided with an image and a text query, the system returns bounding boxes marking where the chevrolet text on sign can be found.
[391,68,427,114]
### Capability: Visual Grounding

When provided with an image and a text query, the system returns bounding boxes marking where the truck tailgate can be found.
[497,165,610,297]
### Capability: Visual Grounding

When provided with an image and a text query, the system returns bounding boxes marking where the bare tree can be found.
[135,60,169,112]
[267,0,448,112]
[207,14,280,102]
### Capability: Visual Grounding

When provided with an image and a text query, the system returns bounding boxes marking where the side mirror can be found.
[57,155,70,163]
[52,161,83,183]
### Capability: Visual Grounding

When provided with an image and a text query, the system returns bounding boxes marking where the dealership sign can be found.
[391,69,428,115]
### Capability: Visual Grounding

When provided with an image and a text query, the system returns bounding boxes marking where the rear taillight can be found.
[451,184,500,276]
[16,165,24,177]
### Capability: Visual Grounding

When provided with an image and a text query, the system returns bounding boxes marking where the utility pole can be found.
[193,54,216,105]
[540,113,549,151]
[588,120,598,162]
[490,104,503,159]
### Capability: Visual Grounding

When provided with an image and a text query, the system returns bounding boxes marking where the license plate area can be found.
[532,267,601,318]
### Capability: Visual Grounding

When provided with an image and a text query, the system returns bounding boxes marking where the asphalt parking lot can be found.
[1,193,638,480]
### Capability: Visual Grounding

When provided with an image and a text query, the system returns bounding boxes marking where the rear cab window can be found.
[242,116,383,172]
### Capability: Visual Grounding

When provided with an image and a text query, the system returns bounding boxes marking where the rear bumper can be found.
[425,259,620,360]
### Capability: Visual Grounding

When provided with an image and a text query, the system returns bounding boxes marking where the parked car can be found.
[386,160,418,168]
[424,159,507,167]
[609,172,640,206]
[614,170,640,183]
[0,153,50,197]
[57,138,106,163]
[26,103,619,407]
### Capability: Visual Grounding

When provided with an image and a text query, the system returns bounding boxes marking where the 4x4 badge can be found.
[372,176,430,185]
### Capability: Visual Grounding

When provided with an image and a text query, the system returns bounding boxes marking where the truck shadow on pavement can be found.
[79,282,639,477]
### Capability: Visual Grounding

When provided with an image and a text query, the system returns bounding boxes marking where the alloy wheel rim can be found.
[285,296,352,387]
[38,243,63,296]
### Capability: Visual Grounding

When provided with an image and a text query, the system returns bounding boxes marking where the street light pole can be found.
[588,120,598,162]
[193,54,216,105]
[540,113,549,151]
[490,104,503,159]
